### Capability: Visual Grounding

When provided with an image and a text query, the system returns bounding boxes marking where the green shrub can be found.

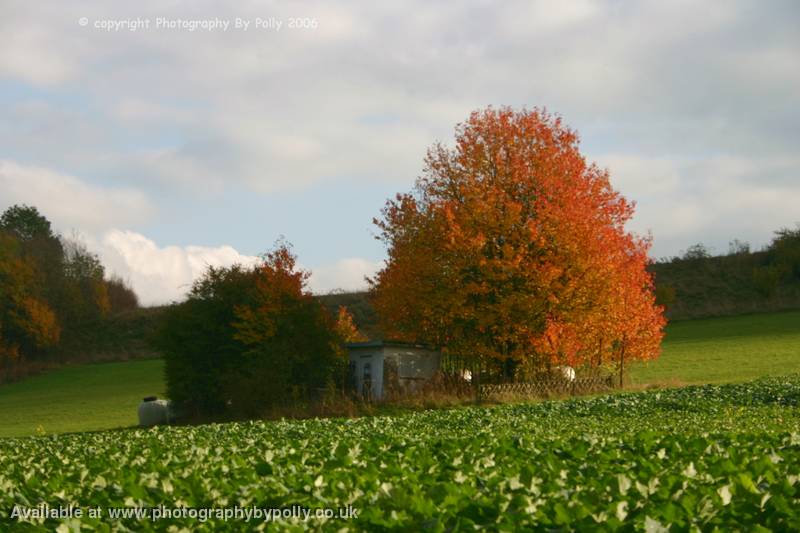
[768,225,800,280]
[654,284,676,309]
[753,265,781,298]
[682,243,712,261]
[158,243,348,419]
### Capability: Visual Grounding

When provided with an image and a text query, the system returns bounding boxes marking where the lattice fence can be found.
[479,373,617,400]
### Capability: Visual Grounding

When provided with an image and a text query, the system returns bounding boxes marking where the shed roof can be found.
[346,340,437,351]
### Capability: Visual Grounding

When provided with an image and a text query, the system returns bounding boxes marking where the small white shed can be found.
[346,341,441,400]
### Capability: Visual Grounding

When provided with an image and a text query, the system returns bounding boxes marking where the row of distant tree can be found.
[754,227,800,296]
[652,227,800,311]
[0,205,139,377]
[658,230,800,270]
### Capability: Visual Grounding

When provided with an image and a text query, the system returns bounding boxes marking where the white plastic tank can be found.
[138,396,172,427]
[555,366,576,382]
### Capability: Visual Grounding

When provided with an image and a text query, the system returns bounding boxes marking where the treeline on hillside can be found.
[0,204,140,382]
[651,226,800,320]
[317,290,381,340]
[320,225,800,331]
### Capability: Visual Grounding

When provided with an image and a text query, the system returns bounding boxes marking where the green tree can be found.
[105,275,139,313]
[0,204,140,378]
[0,204,55,242]
[0,205,66,313]
[61,238,110,323]
[682,243,712,261]
[159,241,347,418]
[159,265,254,416]
[768,225,800,280]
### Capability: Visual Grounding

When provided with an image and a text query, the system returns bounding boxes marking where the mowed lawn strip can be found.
[630,310,800,385]
[0,359,164,438]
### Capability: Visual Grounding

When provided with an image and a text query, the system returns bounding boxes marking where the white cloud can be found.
[91,230,380,306]
[93,230,261,306]
[1,0,798,261]
[596,153,800,258]
[307,257,382,295]
[12,1,789,192]
[597,154,682,198]
[0,23,77,85]
[0,159,154,232]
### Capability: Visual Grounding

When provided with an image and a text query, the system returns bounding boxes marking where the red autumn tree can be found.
[369,107,665,379]
[230,243,351,411]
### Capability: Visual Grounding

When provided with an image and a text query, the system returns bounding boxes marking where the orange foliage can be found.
[231,243,313,348]
[15,297,61,348]
[0,232,60,366]
[335,306,367,343]
[370,107,665,374]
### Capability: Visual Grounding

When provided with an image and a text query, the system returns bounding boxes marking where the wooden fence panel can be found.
[479,374,616,401]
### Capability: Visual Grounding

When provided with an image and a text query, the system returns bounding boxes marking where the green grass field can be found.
[0,359,164,438]
[629,310,800,385]
[0,310,798,438]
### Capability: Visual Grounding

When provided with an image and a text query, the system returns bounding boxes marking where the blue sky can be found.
[1,0,798,304]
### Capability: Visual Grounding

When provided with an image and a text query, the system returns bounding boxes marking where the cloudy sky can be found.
[1,1,798,305]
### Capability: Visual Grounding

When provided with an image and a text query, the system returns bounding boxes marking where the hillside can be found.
[57,306,168,362]
[322,243,800,332]
[651,251,800,320]
[49,250,800,362]
[317,291,381,339]
[0,359,164,437]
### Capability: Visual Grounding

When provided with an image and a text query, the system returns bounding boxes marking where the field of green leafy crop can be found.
[2,376,799,531]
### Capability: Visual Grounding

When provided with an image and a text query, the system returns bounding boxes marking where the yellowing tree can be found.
[0,233,60,372]
[334,306,367,343]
